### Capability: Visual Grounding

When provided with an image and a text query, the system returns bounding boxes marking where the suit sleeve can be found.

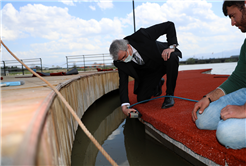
[118,69,130,104]
[114,61,130,104]
[141,21,178,46]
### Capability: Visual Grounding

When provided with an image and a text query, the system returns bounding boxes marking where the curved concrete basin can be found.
[11,71,121,165]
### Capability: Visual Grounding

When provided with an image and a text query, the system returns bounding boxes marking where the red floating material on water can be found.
[32,72,66,77]
[50,72,66,76]
[128,69,246,165]
[97,68,114,71]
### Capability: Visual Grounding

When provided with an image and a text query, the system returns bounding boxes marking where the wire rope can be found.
[129,95,198,108]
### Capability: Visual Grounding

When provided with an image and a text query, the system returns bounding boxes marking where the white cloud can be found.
[122,0,244,58]
[59,0,76,6]
[97,0,113,10]
[1,2,123,66]
[107,128,121,141]
[1,1,245,67]
[89,5,96,10]
[2,3,123,40]
[2,27,23,41]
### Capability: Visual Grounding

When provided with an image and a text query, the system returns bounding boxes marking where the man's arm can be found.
[219,51,246,94]
[143,21,178,46]
[114,61,130,104]
[118,72,136,116]
[114,62,139,116]
[192,88,225,122]
[143,21,179,61]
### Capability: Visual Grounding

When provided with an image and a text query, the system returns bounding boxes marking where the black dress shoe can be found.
[161,96,174,109]
[153,78,165,97]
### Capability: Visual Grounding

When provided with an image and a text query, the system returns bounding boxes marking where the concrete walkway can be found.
[1,71,101,165]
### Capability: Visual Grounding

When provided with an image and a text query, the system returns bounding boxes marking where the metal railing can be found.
[66,53,114,71]
[1,53,114,76]
[1,58,42,76]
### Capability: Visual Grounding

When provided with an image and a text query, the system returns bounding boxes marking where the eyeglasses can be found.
[117,50,128,62]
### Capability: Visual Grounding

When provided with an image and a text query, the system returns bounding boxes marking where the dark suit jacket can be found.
[114,21,181,104]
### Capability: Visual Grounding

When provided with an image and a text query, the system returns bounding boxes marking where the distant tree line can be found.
[181,56,239,65]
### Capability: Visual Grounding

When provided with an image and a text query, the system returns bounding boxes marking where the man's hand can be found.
[192,88,225,122]
[161,48,174,61]
[192,97,210,122]
[122,105,137,116]
[220,103,246,120]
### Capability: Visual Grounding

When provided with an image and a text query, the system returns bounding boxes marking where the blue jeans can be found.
[195,88,246,149]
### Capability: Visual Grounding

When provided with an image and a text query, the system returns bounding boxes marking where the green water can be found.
[71,90,192,166]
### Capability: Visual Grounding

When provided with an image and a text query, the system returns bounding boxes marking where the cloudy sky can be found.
[1,0,245,68]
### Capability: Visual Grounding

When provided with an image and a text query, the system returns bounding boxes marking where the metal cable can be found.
[129,95,198,108]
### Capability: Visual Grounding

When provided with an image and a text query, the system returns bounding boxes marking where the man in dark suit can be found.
[109,21,182,116]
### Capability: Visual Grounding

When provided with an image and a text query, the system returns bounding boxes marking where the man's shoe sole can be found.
[161,104,174,109]
[153,90,162,97]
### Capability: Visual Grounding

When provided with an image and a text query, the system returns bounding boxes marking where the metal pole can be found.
[132,0,136,32]
[21,60,24,75]
[66,56,68,71]
[103,54,105,69]
[40,58,43,72]
[83,55,85,71]
[3,61,6,76]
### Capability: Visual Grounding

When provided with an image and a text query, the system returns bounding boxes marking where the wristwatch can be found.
[169,44,176,49]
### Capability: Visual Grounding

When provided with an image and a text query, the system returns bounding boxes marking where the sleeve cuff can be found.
[121,103,130,107]
[217,87,226,95]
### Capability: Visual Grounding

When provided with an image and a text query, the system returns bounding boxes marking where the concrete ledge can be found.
[11,71,120,165]
[143,121,219,166]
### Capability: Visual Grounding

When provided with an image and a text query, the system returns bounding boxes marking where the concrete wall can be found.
[13,71,122,165]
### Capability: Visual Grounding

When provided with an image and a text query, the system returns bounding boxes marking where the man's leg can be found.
[155,41,180,95]
[161,51,180,109]
[153,78,165,97]
[196,88,246,149]
[196,88,246,130]
[216,118,246,149]
[216,88,246,149]
[164,51,180,95]
[195,100,223,130]
[136,69,164,102]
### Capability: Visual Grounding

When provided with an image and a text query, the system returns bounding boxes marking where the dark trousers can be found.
[136,51,180,102]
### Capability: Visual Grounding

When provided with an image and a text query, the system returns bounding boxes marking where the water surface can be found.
[71,90,191,166]
[179,62,237,75]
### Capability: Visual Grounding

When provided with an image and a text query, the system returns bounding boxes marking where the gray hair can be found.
[109,39,129,61]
